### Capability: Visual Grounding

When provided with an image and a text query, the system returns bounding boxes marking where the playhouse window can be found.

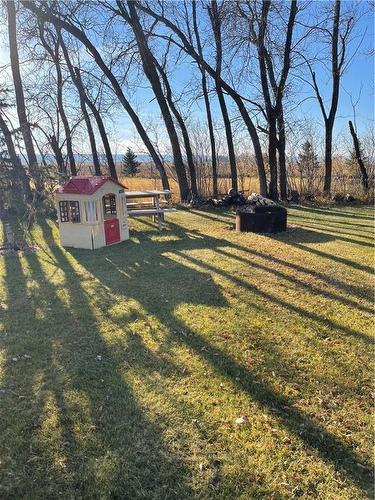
[103,194,117,216]
[59,201,81,223]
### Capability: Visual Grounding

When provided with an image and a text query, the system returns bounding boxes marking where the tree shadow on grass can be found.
[0,231,200,498]
[183,206,373,274]
[291,213,374,234]
[2,214,372,497]
[60,223,373,496]
[291,205,374,221]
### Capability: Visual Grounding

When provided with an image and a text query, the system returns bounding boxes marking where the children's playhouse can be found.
[55,176,129,249]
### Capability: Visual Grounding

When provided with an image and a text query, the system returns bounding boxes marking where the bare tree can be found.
[208,0,238,192]
[22,0,170,190]
[238,0,297,200]
[115,0,190,199]
[6,0,42,191]
[154,56,198,196]
[135,0,268,196]
[192,0,218,195]
[348,120,369,191]
[305,0,354,195]
[74,67,117,179]
[59,35,102,176]
[38,22,77,175]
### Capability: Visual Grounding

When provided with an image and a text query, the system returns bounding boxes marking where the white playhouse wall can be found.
[55,181,129,250]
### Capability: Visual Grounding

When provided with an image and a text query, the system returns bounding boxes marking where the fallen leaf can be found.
[235,416,246,425]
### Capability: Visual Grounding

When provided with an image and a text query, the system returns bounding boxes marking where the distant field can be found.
[120,176,261,200]
[120,175,368,201]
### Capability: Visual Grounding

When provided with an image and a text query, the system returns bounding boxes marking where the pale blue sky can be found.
[0,1,373,156]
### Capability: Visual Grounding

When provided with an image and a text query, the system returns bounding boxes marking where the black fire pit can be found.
[236,204,287,233]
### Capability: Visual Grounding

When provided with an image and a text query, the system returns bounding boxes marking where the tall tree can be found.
[239,0,298,200]
[208,0,238,192]
[135,0,268,196]
[38,22,77,175]
[192,0,218,196]
[154,57,198,196]
[116,1,190,200]
[59,36,102,176]
[306,0,353,195]
[6,0,42,191]
[22,0,170,190]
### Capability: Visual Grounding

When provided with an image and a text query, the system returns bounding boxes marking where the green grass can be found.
[0,205,373,499]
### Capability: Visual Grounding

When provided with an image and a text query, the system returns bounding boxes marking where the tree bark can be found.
[74,68,117,180]
[38,26,77,176]
[6,0,42,191]
[308,0,344,195]
[124,1,190,200]
[49,133,65,176]
[155,59,198,196]
[192,1,218,196]
[208,1,238,192]
[59,36,101,176]
[134,1,268,196]
[256,1,278,200]
[348,120,368,191]
[277,112,287,200]
[0,111,31,199]
[22,0,170,191]
[268,115,278,200]
[324,123,333,194]
[323,0,341,195]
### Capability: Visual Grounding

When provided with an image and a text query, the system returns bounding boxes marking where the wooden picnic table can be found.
[125,190,175,230]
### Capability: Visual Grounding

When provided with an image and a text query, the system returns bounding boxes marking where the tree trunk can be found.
[22,1,170,191]
[155,60,198,196]
[192,1,218,196]
[349,120,369,191]
[54,46,77,176]
[323,122,333,194]
[217,88,238,192]
[125,1,190,200]
[319,0,342,196]
[134,0,268,196]
[60,37,101,176]
[208,1,238,192]
[49,134,65,176]
[268,116,278,200]
[0,112,31,199]
[6,0,42,192]
[277,113,287,200]
[74,69,117,180]
[201,74,218,196]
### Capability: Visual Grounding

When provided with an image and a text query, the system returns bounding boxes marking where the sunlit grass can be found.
[0,204,373,499]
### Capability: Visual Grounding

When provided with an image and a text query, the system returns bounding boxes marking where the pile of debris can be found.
[208,190,276,209]
[210,188,247,207]
[332,193,356,203]
[247,193,276,206]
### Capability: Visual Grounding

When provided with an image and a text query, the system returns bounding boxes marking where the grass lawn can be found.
[0,205,373,499]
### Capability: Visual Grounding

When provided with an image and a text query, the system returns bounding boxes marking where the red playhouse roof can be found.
[55,176,127,195]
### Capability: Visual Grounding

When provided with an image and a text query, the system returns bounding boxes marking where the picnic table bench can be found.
[126,190,175,230]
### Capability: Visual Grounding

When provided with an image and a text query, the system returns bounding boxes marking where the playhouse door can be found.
[104,219,120,245]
